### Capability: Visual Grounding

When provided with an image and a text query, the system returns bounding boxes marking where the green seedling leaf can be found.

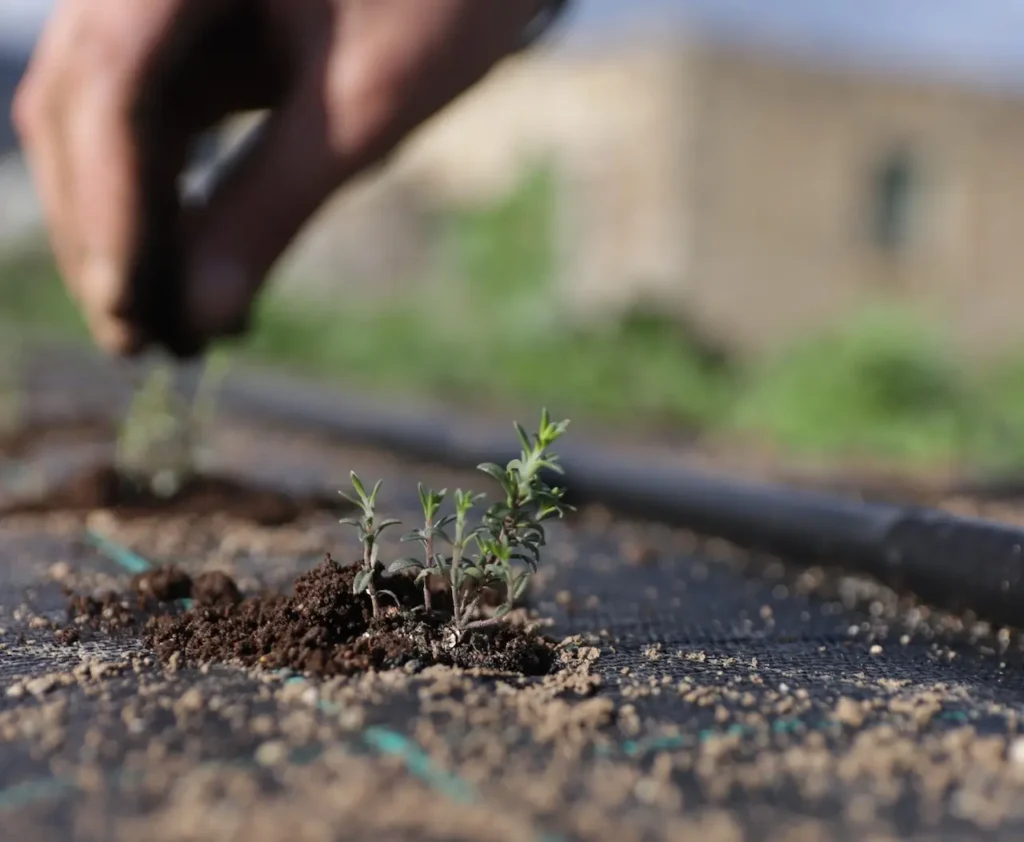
[492,604,512,620]
[514,421,532,453]
[476,462,509,487]
[387,558,423,574]
[418,484,447,520]
[511,552,538,571]
[369,479,384,507]
[375,518,402,534]
[512,572,531,599]
[349,472,368,502]
[353,569,372,595]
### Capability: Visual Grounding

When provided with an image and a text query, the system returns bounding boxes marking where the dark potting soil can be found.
[64,556,557,677]
[130,565,243,607]
[2,464,349,525]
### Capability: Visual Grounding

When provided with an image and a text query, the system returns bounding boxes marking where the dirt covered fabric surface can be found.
[74,557,556,677]
[5,405,1024,838]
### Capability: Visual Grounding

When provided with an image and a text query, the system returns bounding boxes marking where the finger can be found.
[57,0,216,354]
[183,62,365,338]
[14,99,79,309]
[12,10,91,316]
[62,73,152,354]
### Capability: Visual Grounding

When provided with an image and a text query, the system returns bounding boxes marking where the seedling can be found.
[339,471,401,618]
[390,484,451,611]
[381,410,572,637]
[115,353,230,496]
[454,409,571,631]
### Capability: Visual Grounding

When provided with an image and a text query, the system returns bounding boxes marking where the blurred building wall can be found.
[684,43,1024,357]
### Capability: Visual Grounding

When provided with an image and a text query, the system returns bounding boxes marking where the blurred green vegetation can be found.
[2,167,1024,472]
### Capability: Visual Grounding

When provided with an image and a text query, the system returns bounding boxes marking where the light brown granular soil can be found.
[1,511,1024,841]
[10,374,1024,839]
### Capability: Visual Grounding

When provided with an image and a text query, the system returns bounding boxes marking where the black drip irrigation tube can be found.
[210,370,1024,631]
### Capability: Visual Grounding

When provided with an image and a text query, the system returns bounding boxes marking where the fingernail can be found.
[188,254,253,337]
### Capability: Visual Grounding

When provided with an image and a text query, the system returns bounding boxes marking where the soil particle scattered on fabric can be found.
[192,571,243,607]
[66,589,140,634]
[52,627,80,646]
[131,565,193,603]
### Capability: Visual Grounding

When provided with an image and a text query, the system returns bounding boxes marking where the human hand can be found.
[13,0,553,357]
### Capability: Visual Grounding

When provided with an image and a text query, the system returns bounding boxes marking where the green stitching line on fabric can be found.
[85,529,194,609]
[0,777,73,811]
[360,726,567,842]
[361,726,477,803]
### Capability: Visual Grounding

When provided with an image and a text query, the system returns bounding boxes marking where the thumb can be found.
[183,68,396,339]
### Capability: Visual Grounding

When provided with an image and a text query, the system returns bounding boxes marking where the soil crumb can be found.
[2,464,348,525]
[132,565,193,603]
[67,556,556,677]
[192,571,243,608]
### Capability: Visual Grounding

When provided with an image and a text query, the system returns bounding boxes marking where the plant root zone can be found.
[65,556,557,678]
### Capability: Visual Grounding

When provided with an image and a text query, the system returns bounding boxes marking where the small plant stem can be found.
[460,595,482,627]
[423,528,433,612]
[450,572,462,630]
[450,543,464,631]
[365,538,381,618]
[462,614,503,632]
[367,580,381,617]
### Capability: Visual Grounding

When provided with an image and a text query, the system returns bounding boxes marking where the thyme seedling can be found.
[456,409,572,631]
[115,363,194,496]
[388,484,452,611]
[379,409,572,637]
[115,353,230,496]
[339,471,401,618]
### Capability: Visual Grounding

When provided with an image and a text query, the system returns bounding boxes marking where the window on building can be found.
[871,147,918,254]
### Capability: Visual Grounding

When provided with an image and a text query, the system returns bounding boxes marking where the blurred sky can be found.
[3,0,1024,88]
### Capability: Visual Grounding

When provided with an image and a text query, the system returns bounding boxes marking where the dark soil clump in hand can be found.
[2,464,350,525]
[135,556,556,677]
